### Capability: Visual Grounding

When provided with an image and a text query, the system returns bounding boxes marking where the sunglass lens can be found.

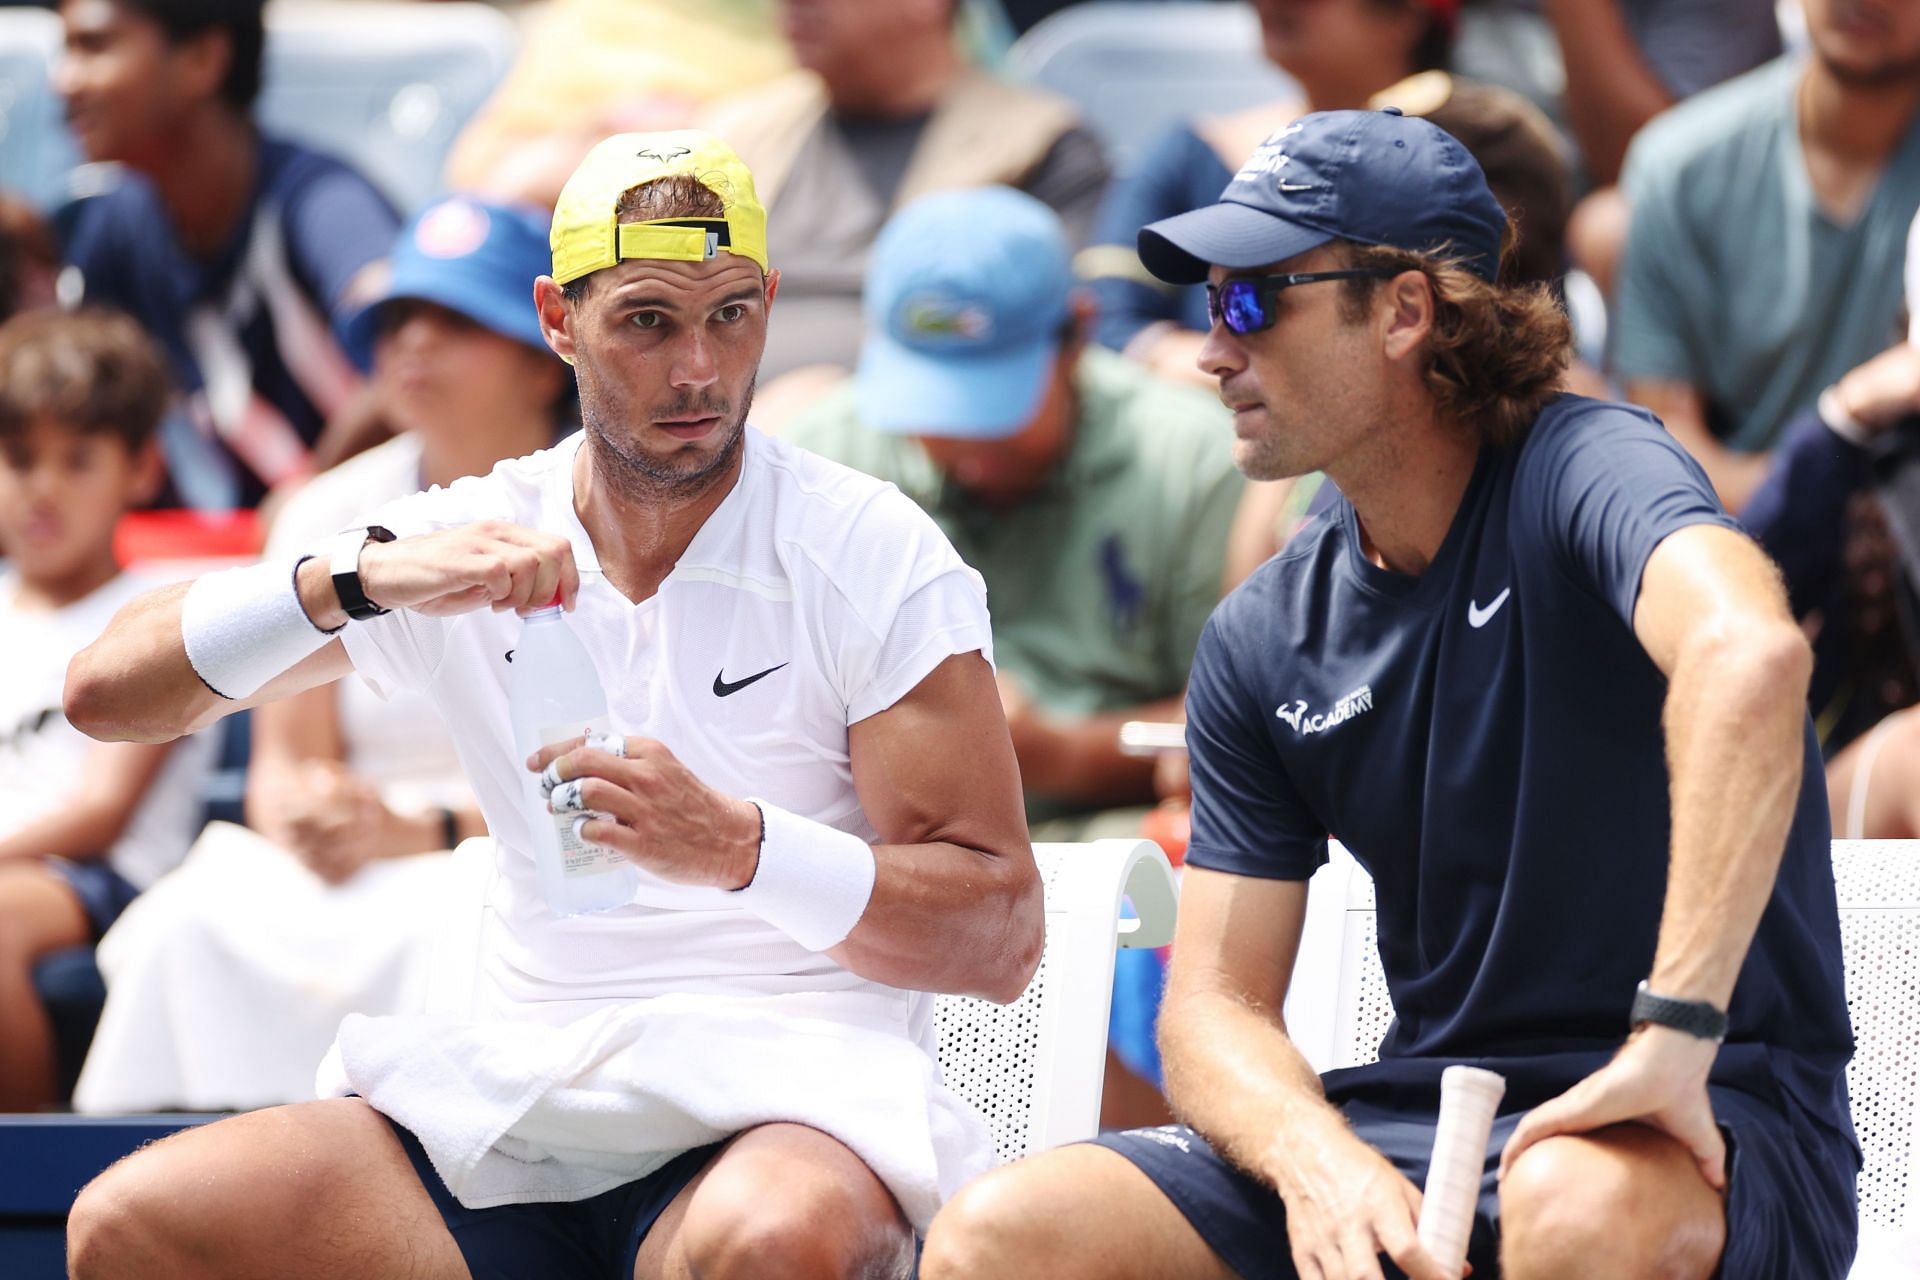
[1221,281,1268,334]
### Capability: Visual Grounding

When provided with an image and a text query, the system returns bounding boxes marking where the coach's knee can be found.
[681,1160,912,1280]
[922,1166,1070,1280]
[1500,1134,1723,1280]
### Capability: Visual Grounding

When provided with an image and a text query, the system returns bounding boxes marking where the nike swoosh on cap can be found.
[713,663,788,697]
[1467,588,1511,629]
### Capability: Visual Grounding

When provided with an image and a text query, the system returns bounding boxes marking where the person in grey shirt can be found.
[1611,0,1920,513]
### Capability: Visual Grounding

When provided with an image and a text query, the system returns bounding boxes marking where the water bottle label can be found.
[540,717,629,880]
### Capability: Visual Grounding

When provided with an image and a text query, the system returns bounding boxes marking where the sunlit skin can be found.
[1199,247,1406,485]
[1252,0,1427,101]
[0,419,160,609]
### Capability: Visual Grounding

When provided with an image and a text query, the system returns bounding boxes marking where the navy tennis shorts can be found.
[1092,1083,1858,1280]
[387,1116,722,1279]
[46,857,140,940]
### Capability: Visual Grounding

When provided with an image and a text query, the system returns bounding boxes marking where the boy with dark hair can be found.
[55,0,400,511]
[0,307,214,1109]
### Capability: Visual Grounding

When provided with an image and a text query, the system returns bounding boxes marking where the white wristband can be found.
[1818,384,1876,448]
[181,557,337,699]
[736,800,877,952]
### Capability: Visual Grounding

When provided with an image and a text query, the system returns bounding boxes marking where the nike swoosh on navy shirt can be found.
[713,663,788,697]
[1467,588,1511,628]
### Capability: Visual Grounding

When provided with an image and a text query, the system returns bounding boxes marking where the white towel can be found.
[315,991,992,1232]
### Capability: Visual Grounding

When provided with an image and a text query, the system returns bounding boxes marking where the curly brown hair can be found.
[0,307,170,450]
[1335,235,1571,447]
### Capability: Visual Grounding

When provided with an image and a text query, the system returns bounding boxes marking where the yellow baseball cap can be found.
[549,130,770,286]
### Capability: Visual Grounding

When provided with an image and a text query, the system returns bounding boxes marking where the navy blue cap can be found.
[1138,108,1507,285]
[343,197,554,369]
[857,186,1072,440]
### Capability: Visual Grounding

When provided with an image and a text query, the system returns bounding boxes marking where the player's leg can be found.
[1499,1123,1726,1279]
[635,1122,916,1280]
[66,1097,470,1280]
[920,1137,1246,1280]
[0,862,93,1108]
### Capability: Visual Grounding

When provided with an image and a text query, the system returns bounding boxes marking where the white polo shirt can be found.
[338,427,993,1032]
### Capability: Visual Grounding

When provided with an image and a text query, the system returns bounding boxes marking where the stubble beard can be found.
[581,373,757,506]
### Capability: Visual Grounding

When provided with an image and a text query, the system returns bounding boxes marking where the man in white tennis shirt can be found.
[63,131,1041,1280]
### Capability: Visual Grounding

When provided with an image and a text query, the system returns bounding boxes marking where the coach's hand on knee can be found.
[1271,1126,1455,1280]
[1498,1026,1724,1191]
[530,736,762,889]
[356,521,579,617]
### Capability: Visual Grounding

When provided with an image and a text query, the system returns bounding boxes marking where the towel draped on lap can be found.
[316,990,993,1232]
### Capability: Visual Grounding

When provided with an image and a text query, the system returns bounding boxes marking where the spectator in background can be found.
[443,0,793,206]
[0,192,60,322]
[55,0,400,512]
[0,309,213,1111]
[701,0,1109,416]
[72,198,568,1114]
[785,188,1241,1126]
[1541,0,1782,301]
[1613,0,1920,513]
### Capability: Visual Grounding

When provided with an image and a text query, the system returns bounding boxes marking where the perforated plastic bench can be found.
[1286,839,1920,1275]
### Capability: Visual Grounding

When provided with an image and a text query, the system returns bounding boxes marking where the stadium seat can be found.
[428,835,1181,1163]
[1288,839,1920,1276]
[0,2,515,216]
[1006,1,1295,175]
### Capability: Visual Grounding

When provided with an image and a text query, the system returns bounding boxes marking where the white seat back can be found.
[426,836,1180,1167]
[1287,839,1917,1242]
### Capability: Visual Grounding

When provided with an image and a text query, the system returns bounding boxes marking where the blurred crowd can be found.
[1,0,1917,1125]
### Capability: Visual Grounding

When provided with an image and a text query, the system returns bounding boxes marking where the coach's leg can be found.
[636,1123,914,1280]
[67,1097,469,1280]
[1499,1124,1725,1280]
[921,1144,1237,1280]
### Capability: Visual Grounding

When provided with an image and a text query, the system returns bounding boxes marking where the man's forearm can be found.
[1015,695,1184,804]
[1653,621,1811,1004]
[826,837,1043,1004]
[1543,0,1673,185]
[1159,987,1353,1192]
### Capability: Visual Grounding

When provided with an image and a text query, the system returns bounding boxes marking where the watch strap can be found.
[1630,980,1729,1043]
[329,525,395,621]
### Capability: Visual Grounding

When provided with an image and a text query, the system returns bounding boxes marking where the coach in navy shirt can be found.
[924,110,1857,1280]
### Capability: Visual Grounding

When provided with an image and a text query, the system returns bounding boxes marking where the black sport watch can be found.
[1630,980,1728,1044]
[329,525,396,621]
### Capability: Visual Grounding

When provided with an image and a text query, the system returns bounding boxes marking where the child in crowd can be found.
[74,198,572,1112]
[0,308,213,1110]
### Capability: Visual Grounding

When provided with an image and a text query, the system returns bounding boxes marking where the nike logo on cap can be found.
[713,663,788,697]
[1467,588,1511,629]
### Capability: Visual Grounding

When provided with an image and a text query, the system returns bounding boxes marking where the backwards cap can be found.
[549,130,769,285]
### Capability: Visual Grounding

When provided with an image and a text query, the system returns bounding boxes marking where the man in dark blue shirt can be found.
[55,0,398,511]
[923,110,1857,1280]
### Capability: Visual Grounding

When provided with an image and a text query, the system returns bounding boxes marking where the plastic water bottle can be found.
[507,597,640,915]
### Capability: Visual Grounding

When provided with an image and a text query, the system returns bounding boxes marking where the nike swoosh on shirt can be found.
[1467,588,1511,629]
[713,663,788,697]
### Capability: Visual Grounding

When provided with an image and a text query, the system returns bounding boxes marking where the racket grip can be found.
[1418,1066,1506,1279]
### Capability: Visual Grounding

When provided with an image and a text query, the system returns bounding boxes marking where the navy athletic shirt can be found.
[1186,394,1854,1142]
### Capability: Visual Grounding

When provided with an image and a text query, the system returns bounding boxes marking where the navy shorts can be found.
[1092,1083,1858,1280]
[46,857,140,940]
[387,1117,722,1279]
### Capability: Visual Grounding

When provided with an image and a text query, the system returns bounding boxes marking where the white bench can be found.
[1287,840,1920,1276]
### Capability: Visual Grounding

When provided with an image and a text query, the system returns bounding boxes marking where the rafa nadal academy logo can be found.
[1277,683,1374,736]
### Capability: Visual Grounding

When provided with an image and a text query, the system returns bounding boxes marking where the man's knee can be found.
[68,1150,192,1280]
[680,1144,911,1280]
[922,1166,1056,1279]
[1500,1132,1724,1280]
